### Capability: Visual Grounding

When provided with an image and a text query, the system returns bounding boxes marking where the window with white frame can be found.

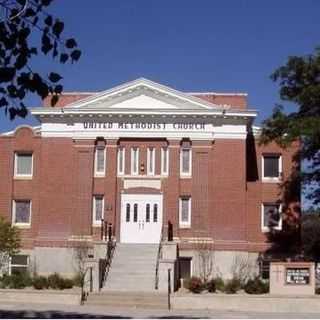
[12,200,31,226]
[261,203,282,232]
[161,147,169,175]
[262,154,282,181]
[117,147,125,175]
[179,196,191,228]
[147,147,155,175]
[180,148,192,176]
[94,147,106,176]
[10,255,29,275]
[14,153,33,178]
[131,147,139,175]
[93,195,104,225]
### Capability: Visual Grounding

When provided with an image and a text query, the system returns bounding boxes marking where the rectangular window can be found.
[95,147,106,176]
[12,200,31,226]
[147,147,155,175]
[14,153,33,178]
[180,148,192,176]
[93,195,104,225]
[131,147,139,175]
[262,154,282,181]
[10,255,29,275]
[261,203,282,232]
[161,147,169,176]
[179,197,191,228]
[117,147,125,175]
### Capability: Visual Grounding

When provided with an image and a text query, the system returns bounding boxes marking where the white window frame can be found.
[180,148,192,177]
[9,254,29,275]
[131,147,139,175]
[12,200,32,228]
[179,197,192,228]
[262,155,282,183]
[92,195,104,226]
[161,147,169,176]
[94,147,106,177]
[261,203,282,233]
[14,152,33,179]
[147,147,155,176]
[117,147,125,176]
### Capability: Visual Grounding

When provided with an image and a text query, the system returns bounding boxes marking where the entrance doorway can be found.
[120,194,163,243]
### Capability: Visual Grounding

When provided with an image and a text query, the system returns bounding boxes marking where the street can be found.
[0,302,319,319]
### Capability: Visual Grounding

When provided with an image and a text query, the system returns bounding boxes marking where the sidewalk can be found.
[0,302,319,319]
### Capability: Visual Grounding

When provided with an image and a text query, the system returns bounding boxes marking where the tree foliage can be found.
[260,47,320,205]
[0,0,81,119]
[0,217,20,272]
[301,211,320,261]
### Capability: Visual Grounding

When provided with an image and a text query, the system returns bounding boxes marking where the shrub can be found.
[33,276,49,290]
[184,276,204,294]
[48,273,74,290]
[72,273,83,287]
[244,277,269,294]
[224,278,241,294]
[213,277,224,292]
[9,272,32,289]
[205,279,216,293]
[61,278,74,289]
[48,273,64,290]
[0,274,11,288]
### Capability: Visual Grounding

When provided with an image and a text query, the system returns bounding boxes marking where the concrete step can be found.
[86,291,167,309]
[103,243,159,292]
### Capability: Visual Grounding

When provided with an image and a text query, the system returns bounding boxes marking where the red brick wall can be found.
[0,128,299,253]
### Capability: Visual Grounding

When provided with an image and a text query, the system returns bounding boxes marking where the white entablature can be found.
[30,78,258,140]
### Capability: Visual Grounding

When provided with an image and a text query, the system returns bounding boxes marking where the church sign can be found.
[83,121,206,131]
[286,267,310,285]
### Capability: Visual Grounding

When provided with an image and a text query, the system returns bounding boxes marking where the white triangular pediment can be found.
[64,78,222,111]
[110,94,178,109]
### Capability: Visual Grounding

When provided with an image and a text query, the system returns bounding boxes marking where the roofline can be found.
[52,91,97,95]
[48,91,248,97]
[1,125,41,136]
[187,92,248,96]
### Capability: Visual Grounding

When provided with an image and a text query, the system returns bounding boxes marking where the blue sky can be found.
[1,0,319,133]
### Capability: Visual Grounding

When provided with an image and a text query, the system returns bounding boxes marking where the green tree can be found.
[260,47,320,206]
[0,0,81,119]
[301,211,320,261]
[0,217,20,273]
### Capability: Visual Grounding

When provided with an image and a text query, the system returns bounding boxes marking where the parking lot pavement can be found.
[0,302,319,319]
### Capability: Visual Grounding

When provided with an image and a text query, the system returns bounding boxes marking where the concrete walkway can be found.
[0,302,320,318]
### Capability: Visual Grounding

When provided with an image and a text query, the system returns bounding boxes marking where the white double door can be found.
[120,194,163,244]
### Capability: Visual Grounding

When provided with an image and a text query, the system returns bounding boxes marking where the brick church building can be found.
[0,78,299,290]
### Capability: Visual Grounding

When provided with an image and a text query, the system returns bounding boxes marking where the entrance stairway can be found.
[102,243,159,292]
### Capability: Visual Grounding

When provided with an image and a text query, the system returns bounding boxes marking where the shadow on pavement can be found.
[0,309,129,319]
[0,309,207,319]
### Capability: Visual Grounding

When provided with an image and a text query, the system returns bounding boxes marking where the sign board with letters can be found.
[270,262,315,295]
[286,268,310,285]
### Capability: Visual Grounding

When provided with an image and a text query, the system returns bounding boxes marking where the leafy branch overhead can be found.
[260,47,320,205]
[0,0,81,119]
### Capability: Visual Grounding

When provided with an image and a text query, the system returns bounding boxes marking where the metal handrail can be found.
[100,223,117,289]
[101,240,116,289]
[155,223,165,290]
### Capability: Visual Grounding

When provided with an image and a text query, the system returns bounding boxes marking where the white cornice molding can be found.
[32,108,257,119]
